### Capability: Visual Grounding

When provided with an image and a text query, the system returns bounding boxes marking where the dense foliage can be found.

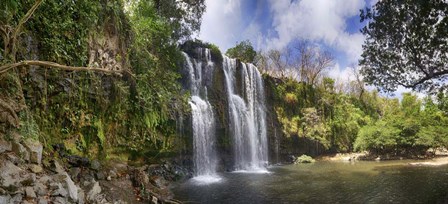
[354,93,448,156]
[2,0,447,163]
[360,0,448,92]
[0,0,200,161]
[267,76,372,154]
[225,40,257,63]
[266,71,448,157]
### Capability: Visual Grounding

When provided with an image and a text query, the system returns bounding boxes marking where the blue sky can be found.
[198,0,376,83]
[197,0,421,98]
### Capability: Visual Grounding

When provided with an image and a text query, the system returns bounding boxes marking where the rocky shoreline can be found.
[0,134,190,204]
[319,152,448,166]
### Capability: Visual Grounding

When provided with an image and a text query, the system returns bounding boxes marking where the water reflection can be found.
[173,161,448,203]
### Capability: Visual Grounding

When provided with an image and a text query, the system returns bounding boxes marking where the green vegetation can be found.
[267,71,448,157]
[294,154,315,164]
[0,0,203,161]
[266,75,371,154]
[225,40,257,63]
[180,39,223,64]
[0,0,446,164]
[360,0,448,92]
[354,93,448,156]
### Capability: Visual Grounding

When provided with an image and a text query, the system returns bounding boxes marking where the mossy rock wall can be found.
[263,76,287,163]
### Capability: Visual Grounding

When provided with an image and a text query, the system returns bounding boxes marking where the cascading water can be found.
[183,49,220,183]
[223,56,268,172]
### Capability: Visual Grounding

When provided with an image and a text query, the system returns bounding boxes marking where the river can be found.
[173,161,448,203]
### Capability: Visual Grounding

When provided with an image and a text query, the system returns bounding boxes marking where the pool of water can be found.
[173,161,448,203]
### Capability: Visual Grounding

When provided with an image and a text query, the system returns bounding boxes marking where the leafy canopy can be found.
[360,0,448,93]
[226,40,257,63]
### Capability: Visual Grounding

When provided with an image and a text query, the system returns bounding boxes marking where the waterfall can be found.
[183,50,220,183]
[223,56,268,172]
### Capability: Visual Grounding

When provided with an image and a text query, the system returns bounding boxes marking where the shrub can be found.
[294,154,315,164]
[284,92,298,104]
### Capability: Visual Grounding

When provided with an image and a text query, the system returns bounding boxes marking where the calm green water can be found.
[173,161,448,203]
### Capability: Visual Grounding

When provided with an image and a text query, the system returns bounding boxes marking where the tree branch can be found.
[0,60,123,76]
[11,0,44,60]
[404,69,448,89]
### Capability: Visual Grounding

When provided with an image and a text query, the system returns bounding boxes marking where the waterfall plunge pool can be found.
[173,160,448,203]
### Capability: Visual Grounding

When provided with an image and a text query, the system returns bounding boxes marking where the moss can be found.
[18,111,40,140]
[208,44,223,64]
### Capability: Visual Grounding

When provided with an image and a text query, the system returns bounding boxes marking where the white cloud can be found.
[199,0,244,51]
[265,0,366,64]
[199,0,368,72]
[392,86,427,100]
[328,63,357,83]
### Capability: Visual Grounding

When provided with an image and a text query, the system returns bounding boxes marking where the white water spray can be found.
[183,50,221,183]
[222,56,268,172]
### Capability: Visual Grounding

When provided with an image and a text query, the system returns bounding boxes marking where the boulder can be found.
[24,139,43,165]
[37,197,48,204]
[0,160,25,188]
[87,181,101,201]
[111,163,128,175]
[96,172,105,180]
[11,141,29,162]
[22,200,34,204]
[67,155,90,167]
[0,195,11,204]
[52,160,65,174]
[21,173,36,186]
[0,140,11,153]
[25,186,37,198]
[38,175,52,185]
[150,176,168,189]
[108,170,118,179]
[50,183,68,197]
[78,187,85,204]
[10,193,23,203]
[29,164,43,173]
[34,182,47,196]
[61,172,78,202]
[52,196,67,204]
[6,153,20,165]
[91,160,101,171]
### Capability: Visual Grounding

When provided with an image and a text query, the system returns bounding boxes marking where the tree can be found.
[225,40,257,63]
[299,107,330,149]
[261,49,289,78]
[360,0,448,92]
[292,41,334,86]
[256,41,334,82]
[151,0,206,40]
